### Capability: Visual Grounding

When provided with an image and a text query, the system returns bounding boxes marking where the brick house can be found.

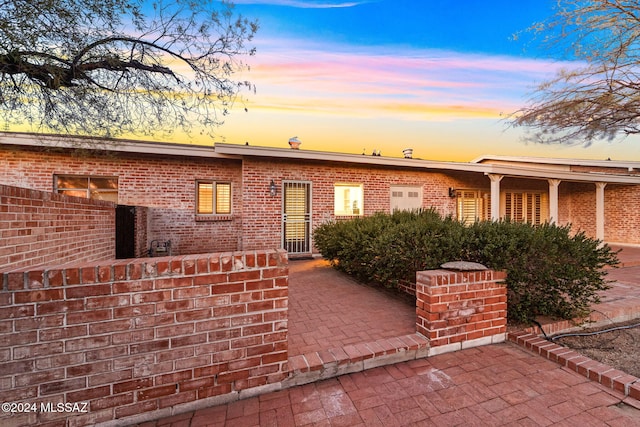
[2,131,640,260]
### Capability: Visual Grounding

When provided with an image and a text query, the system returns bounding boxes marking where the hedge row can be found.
[313,209,619,323]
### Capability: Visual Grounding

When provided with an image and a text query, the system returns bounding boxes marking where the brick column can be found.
[416,268,507,356]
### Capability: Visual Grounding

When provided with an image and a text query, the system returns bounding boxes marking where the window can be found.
[503,191,547,225]
[334,184,363,216]
[54,175,118,202]
[197,181,231,215]
[456,190,490,223]
[390,185,423,211]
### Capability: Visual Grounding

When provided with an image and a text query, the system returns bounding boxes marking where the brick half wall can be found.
[416,269,508,356]
[0,184,115,270]
[0,249,288,427]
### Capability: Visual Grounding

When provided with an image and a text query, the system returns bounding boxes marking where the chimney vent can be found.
[288,136,302,149]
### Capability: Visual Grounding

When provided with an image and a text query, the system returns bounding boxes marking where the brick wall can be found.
[0,249,288,426]
[558,182,640,244]
[603,184,640,244]
[135,206,149,258]
[0,146,243,255]
[240,158,486,251]
[3,143,640,255]
[415,268,508,355]
[0,184,115,270]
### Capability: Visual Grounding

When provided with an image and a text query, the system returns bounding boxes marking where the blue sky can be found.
[209,0,640,161]
[233,0,550,57]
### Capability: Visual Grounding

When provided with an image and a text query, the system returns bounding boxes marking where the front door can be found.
[282,181,311,254]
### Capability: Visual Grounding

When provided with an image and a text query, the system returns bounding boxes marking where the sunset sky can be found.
[212,0,639,161]
[10,0,640,162]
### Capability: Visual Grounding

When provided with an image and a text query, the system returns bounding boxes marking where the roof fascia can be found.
[473,154,640,170]
[486,164,640,184]
[215,143,640,185]
[213,143,490,173]
[0,132,231,159]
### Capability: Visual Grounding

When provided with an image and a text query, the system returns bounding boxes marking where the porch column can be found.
[548,179,561,224]
[595,182,606,241]
[488,174,503,221]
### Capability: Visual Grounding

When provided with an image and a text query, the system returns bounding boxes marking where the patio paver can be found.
[138,343,640,426]
[287,258,416,357]
[141,247,640,426]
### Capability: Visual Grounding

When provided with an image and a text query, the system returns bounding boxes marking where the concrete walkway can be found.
[141,246,640,426]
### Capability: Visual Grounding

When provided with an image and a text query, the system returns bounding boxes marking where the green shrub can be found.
[314,209,466,286]
[313,211,619,323]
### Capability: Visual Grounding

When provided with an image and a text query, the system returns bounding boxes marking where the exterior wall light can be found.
[448,187,456,198]
[269,180,277,197]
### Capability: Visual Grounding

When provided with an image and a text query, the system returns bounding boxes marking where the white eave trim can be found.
[485,164,640,184]
[472,154,640,171]
[213,143,490,173]
[3,133,639,185]
[0,132,231,159]
[215,143,640,185]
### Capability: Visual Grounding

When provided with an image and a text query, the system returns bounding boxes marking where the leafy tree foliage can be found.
[0,0,257,139]
[513,0,640,145]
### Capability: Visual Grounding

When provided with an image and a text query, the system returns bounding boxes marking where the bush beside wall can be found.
[313,210,618,323]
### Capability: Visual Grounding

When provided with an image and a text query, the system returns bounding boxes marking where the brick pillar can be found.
[416,268,507,356]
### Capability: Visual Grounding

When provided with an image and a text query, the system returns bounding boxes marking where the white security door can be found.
[282,181,312,254]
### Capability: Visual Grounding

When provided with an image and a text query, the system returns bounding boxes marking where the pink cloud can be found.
[237,38,573,121]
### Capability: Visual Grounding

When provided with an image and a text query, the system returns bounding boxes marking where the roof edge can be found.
[213,142,490,173]
[0,131,230,159]
[472,154,640,169]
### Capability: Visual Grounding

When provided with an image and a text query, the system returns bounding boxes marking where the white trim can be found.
[596,182,607,241]
[216,143,640,185]
[548,179,561,224]
[214,142,490,173]
[472,154,640,171]
[0,132,229,159]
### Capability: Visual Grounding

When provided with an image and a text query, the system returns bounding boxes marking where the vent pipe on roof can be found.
[288,136,302,149]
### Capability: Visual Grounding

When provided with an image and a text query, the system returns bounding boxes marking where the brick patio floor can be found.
[287,258,415,357]
[139,343,640,426]
[141,246,640,426]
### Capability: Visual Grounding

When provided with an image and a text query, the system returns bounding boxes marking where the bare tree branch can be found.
[0,0,258,140]
[511,0,640,145]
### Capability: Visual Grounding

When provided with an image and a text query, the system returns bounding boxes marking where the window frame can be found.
[196,180,232,216]
[456,189,491,223]
[501,190,548,225]
[333,183,364,217]
[53,174,118,203]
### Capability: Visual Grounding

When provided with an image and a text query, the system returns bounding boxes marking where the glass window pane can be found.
[90,177,118,189]
[91,190,118,203]
[197,183,213,214]
[56,176,88,189]
[59,189,89,198]
[334,184,363,216]
[216,183,231,214]
[55,175,118,202]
